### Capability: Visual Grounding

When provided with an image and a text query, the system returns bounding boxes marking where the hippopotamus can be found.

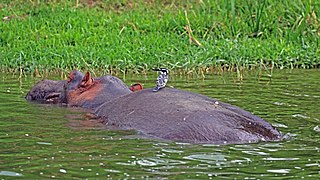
[26,70,282,144]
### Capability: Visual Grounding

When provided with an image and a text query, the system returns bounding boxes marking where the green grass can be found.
[0,0,319,74]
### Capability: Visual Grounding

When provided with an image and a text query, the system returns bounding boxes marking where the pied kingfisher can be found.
[153,68,168,92]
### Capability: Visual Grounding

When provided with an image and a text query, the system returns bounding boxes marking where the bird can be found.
[152,68,169,92]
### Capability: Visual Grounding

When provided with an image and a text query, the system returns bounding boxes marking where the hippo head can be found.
[26,70,84,104]
[26,70,132,109]
[65,71,132,109]
[25,79,67,103]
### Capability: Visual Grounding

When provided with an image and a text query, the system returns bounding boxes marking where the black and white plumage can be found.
[152,68,169,92]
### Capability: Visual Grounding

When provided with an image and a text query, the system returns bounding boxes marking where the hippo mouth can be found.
[25,92,63,103]
[44,92,62,103]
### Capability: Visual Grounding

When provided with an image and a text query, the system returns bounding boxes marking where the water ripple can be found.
[305,163,319,167]
[272,123,288,128]
[161,149,184,153]
[242,150,269,156]
[183,153,226,164]
[0,170,23,177]
[263,157,299,161]
[136,159,157,166]
[267,169,291,173]
[36,142,53,145]
[292,114,310,119]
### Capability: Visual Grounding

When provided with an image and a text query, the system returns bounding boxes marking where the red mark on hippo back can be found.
[129,83,143,92]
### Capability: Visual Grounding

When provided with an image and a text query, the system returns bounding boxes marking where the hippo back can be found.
[95,88,282,144]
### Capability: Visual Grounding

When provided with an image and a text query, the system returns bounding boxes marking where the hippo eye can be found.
[79,82,86,88]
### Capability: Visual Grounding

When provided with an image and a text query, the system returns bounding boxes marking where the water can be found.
[0,69,319,179]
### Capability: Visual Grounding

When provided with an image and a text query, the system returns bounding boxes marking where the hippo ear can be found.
[79,71,94,88]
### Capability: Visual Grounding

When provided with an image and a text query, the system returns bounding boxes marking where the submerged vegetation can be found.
[0,0,319,74]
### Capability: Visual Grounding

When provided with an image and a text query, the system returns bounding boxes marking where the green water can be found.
[0,69,319,179]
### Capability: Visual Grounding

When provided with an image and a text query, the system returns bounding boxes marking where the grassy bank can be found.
[0,0,319,74]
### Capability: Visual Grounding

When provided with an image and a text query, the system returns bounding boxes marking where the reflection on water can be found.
[0,171,23,177]
[0,69,319,179]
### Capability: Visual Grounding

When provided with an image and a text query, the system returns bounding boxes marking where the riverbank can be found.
[0,0,319,74]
